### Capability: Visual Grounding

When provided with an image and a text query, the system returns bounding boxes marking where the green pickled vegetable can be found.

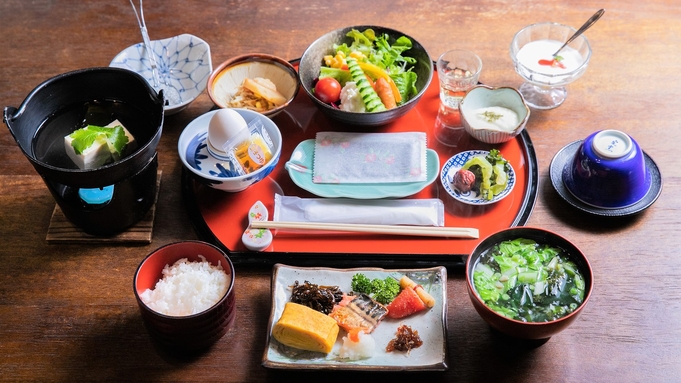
[472,238,586,322]
[461,149,511,200]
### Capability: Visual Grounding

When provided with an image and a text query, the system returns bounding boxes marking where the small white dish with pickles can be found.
[440,149,516,205]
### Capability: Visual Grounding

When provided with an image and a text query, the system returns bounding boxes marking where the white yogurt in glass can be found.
[516,39,583,75]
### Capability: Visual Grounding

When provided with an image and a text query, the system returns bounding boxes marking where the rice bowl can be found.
[139,255,230,316]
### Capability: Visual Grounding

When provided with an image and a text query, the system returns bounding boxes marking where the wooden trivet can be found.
[46,171,161,244]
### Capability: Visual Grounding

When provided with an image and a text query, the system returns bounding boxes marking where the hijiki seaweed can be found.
[290,280,344,315]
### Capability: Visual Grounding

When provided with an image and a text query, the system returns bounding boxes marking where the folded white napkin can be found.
[274,194,445,226]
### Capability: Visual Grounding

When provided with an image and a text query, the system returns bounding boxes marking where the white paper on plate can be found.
[312,131,428,184]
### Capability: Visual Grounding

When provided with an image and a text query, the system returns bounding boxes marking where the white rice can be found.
[139,255,229,316]
[338,330,376,360]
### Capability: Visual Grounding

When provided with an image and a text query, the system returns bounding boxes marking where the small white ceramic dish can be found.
[262,264,448,371]
[178,109,282,192]
[285,139,439,199]
[110,33,212,115]
[459,85,530,144]
[207,54,300,118]
[440,150,516,205]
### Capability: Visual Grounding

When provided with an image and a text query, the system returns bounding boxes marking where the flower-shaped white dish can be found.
[262,264,448,371]
[110,33,212,115]
[440,150,516,205]
[459,85,530,144]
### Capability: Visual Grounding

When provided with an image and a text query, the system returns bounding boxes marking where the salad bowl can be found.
[299,25,433,126]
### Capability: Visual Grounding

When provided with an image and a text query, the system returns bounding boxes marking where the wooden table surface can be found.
[1,1,680,381]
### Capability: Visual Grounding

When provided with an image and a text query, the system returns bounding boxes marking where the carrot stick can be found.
[375,78,397,109]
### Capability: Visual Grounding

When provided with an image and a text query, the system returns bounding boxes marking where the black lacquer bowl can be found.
[299,25,433,126]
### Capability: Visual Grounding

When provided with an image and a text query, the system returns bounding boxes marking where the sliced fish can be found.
[328,293,388,333]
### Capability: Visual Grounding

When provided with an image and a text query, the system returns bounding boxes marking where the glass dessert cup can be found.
[510,22,592,110]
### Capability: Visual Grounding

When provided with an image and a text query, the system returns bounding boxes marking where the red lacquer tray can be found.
[182,65,538,267]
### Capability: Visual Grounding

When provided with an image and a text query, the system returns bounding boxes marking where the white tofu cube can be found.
[64,119,136,170]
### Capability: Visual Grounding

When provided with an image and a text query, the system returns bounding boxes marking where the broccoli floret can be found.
[351,274,401,304]
[351,273,372,294]
[373,277,400,304]
[370,278,385,293]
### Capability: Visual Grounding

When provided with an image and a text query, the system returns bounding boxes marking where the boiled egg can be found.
[207,109,248,153]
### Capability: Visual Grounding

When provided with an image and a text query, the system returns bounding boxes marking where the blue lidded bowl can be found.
[563,130,650,209]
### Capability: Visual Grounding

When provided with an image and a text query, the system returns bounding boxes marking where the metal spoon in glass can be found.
[129,0,181,106]
[553,8,605,57]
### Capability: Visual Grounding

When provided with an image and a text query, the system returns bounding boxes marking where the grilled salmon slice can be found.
[328,293,388,333]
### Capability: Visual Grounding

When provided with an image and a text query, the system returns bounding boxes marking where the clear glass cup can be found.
[437,49,483,110]
[510,22,592,110]
[435,49,482,146]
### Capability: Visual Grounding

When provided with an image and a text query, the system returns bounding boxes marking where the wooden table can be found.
[1,1,679,381]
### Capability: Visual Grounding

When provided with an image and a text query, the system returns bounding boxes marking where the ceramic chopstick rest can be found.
[242,201,273,251]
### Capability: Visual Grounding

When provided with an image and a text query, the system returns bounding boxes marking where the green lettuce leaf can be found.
[390,71,418,105]
[319,66,353,86]
[69,125,128,155]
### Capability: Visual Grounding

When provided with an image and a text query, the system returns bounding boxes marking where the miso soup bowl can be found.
[563,130,650,209]
[466,227,593,341]
[459,85,531,144]
[133,241,236,353]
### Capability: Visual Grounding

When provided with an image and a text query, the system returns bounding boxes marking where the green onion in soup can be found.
[473,238,586,322]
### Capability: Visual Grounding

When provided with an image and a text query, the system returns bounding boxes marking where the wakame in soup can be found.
[473,238,586,322]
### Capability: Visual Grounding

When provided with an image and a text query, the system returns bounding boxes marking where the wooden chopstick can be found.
[249,221,479,239]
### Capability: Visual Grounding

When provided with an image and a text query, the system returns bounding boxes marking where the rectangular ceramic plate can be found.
[261,264,448,371]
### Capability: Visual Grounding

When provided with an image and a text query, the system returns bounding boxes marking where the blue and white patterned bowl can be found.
[440,150,515,205]
[110,33,212,115]
[178,109,282,192]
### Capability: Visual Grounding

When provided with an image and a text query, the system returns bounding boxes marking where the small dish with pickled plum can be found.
[440,149,515,205]
[262,264,448,371]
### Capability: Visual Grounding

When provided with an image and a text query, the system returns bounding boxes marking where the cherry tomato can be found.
[314,77,342,104]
